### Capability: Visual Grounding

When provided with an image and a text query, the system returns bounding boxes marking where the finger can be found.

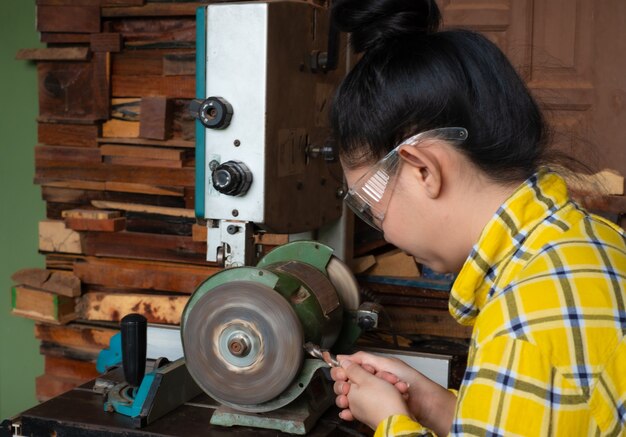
[362,364,376,374]
[342,360,377,385]
[333,381,350,396]
[335,394,349,409]
[394,381,410,394]
[330,367,347,382]
[375,370,400,385]
[338,409,354,421]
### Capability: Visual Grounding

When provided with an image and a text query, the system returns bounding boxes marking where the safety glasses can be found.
[344,127,468,231]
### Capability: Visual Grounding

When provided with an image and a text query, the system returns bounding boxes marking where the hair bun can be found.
[332,0,441,53]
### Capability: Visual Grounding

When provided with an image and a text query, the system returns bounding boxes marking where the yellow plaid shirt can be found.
[375,169,626,436]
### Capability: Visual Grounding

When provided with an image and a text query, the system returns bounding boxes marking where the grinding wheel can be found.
[327,256,360,311]
[182,281,304,408]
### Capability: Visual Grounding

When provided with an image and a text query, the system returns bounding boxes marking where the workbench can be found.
[2,376,369,437]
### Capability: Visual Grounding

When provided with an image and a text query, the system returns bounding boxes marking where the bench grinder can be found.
[181,241,372,432]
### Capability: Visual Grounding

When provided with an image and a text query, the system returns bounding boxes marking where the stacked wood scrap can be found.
[568,168,626,229]
[12,0,231,402]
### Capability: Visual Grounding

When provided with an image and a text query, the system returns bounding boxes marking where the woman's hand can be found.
[333,359,412,429]
[331,351,457,435]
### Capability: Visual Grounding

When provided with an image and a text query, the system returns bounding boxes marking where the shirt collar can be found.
[449,168,570,325]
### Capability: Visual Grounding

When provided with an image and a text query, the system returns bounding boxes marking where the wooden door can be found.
[440,0,626,179]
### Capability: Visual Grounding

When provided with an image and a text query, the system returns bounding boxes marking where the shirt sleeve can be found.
[373,389,459,437]
[374,415,433,437]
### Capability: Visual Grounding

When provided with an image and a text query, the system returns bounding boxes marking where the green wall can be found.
[0,1,45,419]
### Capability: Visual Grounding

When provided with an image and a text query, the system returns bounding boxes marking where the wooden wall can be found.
[11,0,624,404]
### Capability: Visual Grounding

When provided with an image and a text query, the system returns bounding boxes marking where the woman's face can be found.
[343,164,451,272]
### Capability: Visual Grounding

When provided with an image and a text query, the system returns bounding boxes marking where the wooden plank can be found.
[44,355,100,380]
[90,200,194,218]
[82,231,209,265]
[16,47,91,61]
[36,374,84,403]
[111,75,195,99]
[90,32,122,52]
[38,122,100,147]
[140,96,172,140]
[74,257,219,294]
[40,33,92,43]
[42,180,105,191]
[35,322,116,351]
[62,209,121,219]
[163,52,195,76]
[104,181,185,197]
[12,286,77,324]
[254,233,290,246]
[40,342,100,363]
[103,18,194,45]
[101,3,204,17]
[41,186,104,205]
[37,6,100,33]
[568,169,625,196]
[192,224,206,242]
[97,136,194,149]
[365,249,421,278]
[65,217,127,232]
[11,268,81,297]
[101,145,189,161]
[35,145,101,163]
[102,119,140,138]
[78,291,189,324]
[124,212,194,236]
[41,187,186,211]
[39,220,84,254]
[46,254,87,271]
[103,156,183,168]
[35,160,195,187]
[92,52,111,120]
[385,306,473,339]
[101,0,145,5]
[36,0,140,4]
[111,98,140,121]
[111,50,164,77]
[573,193,626,216]
[38,60,109,121]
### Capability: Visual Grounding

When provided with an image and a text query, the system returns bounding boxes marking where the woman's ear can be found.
[398,145,443,199]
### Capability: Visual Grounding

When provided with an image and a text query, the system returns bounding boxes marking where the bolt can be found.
[209,160,220,171]
[232,209,239,217]
[358,316,376,330]
[336,187,345,198]
[227,225,239,235]
[234,139,241,147]
[228,336,250,357]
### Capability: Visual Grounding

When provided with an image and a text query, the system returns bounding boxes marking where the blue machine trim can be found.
[113,373,156,418]
[96,332,122,373]
[195,6,207,219]
[357,275,453,292]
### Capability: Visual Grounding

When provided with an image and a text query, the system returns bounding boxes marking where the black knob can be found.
[189,96,233,129]
[120,313,147,387]
[212,160,253,196]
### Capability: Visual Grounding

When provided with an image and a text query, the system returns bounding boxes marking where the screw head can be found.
[232,209,239,217]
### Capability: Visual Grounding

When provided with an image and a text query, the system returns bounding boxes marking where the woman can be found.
[328,0,626,435]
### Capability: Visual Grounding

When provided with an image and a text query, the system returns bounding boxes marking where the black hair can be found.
[330,0,549,183]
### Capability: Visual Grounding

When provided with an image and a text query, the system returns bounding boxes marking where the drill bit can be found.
[303,342,340,367]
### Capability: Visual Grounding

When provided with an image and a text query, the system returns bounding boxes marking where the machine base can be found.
[210,372,336,435]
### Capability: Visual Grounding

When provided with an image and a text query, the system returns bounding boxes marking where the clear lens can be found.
[344,127,468,232]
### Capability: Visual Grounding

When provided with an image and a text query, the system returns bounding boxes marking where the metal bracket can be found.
[207,220,255,267]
